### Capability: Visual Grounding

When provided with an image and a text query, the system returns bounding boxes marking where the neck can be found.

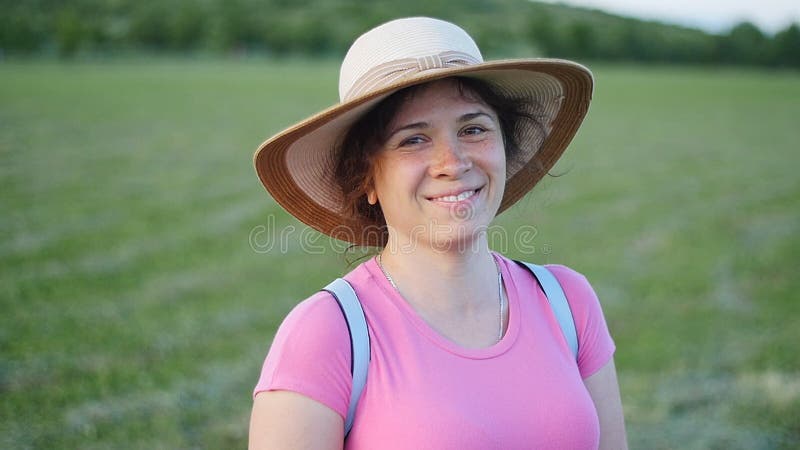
[378,233,499,314]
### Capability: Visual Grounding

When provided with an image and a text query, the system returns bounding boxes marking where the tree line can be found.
[1,0,798,68]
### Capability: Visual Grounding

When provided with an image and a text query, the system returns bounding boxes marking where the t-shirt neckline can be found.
[364,252,522,360]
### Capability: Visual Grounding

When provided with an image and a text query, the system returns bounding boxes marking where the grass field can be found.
[1,59,799,449]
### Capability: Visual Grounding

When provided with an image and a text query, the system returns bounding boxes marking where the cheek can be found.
[495,136,508,170]
[375,155,426,191]
[477,139,507,176]
[497,151,508,177]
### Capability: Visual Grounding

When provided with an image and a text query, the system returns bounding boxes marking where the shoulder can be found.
[500,256,596,306]
[543,264,615,378]
[254,289,354,417]
[535,263,605,322]
[543,264,597,304]
[273,259,374,352]
[273,290,350,353]
[261,289,353,384]
[505,259,603,321]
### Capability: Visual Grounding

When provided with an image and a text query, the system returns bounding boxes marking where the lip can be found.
[426,186,483,203]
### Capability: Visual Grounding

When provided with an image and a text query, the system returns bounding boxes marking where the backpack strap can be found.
[513,261,579,359]
[323,278,370,437]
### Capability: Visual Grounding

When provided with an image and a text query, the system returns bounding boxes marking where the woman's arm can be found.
[583,358,628,450]
[249,390,344,450]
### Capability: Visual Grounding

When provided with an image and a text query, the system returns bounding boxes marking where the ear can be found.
[365,163,379,205]
[367,189,378,205]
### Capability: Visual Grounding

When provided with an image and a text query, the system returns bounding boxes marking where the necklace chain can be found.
[376,254,505,342]
[377,253,399,291]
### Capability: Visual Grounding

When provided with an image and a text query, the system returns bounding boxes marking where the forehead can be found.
[390,79,494,122]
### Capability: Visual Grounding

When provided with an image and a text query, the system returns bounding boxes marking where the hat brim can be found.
[254,59,593,246]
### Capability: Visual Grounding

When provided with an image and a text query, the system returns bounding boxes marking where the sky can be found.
[539,0,800,34]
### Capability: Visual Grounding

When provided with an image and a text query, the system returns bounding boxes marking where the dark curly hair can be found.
[333,76,544,247]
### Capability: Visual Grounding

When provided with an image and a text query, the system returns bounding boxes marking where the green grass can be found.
[1,60,799,449]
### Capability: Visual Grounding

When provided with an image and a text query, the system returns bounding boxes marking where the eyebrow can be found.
[386,110,494,140]
[458,111,493,123]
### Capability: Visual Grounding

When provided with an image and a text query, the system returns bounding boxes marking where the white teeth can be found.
[433,189,477,202]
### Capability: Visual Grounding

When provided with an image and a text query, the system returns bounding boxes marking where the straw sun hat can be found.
[254,17,593,246]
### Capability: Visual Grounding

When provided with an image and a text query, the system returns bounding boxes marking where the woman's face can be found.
[368,79,506,249]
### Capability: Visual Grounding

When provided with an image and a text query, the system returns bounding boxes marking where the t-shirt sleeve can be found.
[546,264,616,379]
[252,291,352,419]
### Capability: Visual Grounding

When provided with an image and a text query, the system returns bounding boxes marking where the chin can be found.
[416,217,493,253]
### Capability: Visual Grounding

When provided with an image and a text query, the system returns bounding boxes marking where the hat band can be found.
[343,50,481,101]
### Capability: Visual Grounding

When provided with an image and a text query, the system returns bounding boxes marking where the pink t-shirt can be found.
[254,253,616,449]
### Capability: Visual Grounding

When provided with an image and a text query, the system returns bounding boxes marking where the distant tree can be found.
[0,3,49,53]
[129,3,172,49]
[566,21,597,59]
[206,0,262,53]
[55,8,85,57]
[170,3,206,50]
[717,21,769,65]
[773,23,800,67]
[294,15,336,55]
[615,21,646,61]
[0,0,790,67]
[260,18,294,55]
[528,11,562,56]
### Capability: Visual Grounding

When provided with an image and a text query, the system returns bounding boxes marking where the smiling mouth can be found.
[429,188,480,203]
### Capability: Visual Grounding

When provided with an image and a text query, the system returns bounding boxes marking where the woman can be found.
[250,17,627,449]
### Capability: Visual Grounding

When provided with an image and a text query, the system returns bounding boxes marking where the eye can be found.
[399,135,426,147]
[461,125,493,141]
[461,126,487,136]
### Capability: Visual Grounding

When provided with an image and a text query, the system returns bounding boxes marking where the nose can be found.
[429,137,472,178]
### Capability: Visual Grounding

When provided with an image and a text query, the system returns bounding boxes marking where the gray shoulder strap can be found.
[515,261,579,359]
[323,278,370,437]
